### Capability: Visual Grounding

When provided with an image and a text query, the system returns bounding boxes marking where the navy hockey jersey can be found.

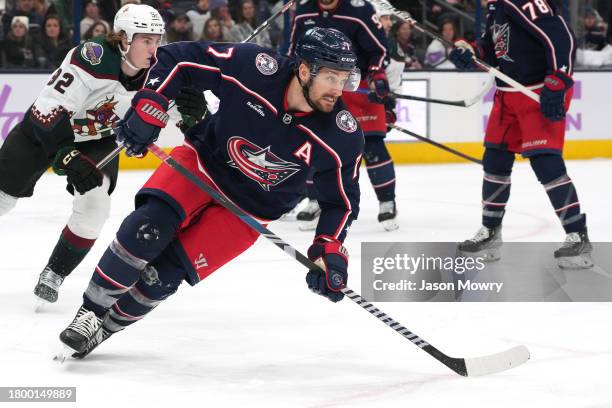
[144,41,364,242]
[288,0,388,75]
[478,0,576,86]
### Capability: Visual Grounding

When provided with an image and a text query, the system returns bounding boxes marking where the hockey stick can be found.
[391,124,483,165]
[368,0,540,103]
[243,0,295,43]
[145,143,529,376]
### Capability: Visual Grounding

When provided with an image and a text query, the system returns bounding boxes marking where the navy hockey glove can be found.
[449,41,476,71]
[53,147,103,194]
[540,70,573,122]
[116,89,169,157]
[175,87,208,132]
[367,68,390,103]
[306,237,348,303]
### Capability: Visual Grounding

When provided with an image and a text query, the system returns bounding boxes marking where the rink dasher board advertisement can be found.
[0,71,610,147]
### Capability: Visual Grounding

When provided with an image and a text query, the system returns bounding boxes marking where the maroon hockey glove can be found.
[306,236,348,303]
[53,147,103,194]
[540,70,573,122]
[116,89,169,157]
[367,68,390,103]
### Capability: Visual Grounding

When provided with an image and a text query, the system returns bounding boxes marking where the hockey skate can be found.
[554,229,593,269]
[72,324,115,359]
[297,199,321,231]
[278,198,307,222]
[457,226,502,262]
[34,267,64,309]
[55,306,102,362]
[378,200,399,231]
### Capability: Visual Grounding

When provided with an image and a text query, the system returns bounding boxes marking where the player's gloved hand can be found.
[540,70,573,122]
[383,96,397,127]
[367,68,390,103]
[175,87,208,132]
[306,237,348,303]
[52,146,103,194]
[116,89,169,157]
[449,40,476,71]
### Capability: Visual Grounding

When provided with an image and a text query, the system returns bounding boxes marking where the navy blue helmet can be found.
[295,27,358,72]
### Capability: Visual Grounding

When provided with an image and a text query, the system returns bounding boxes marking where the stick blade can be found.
[464,345,530,377]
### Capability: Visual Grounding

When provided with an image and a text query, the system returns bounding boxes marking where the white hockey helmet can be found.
[371,0,393,17]
[113,4,165,45]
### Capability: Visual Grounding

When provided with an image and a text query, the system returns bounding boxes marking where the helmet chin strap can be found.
[120,42,140,71]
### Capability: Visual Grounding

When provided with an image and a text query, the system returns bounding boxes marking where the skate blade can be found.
[381,219,399,231]
[53,345,79,363]
[457,247,501,262]
[557,254,594,269]
[298,218,319,231]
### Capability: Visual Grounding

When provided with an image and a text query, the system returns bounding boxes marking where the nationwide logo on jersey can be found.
[336,110,358,133]
[492,23,514,63]
[227,136,301,191]
[81,42,104,65]
[255,53,278,75]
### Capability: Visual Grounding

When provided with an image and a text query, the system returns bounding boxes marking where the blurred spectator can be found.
[82,20,109,41]
[80,0,111,36]
[2,0,43,35]
[230,0,271,48]
[36,14,71,68]
[33,0,47,20]
[391,21,422,70]
[210,0,236,39]
[187,0,211,41]
[166,12,194,43]
[1,16,38,68]
[47,0,73,33]
[582,7,608,51]
[201,17,226,41]
[425,19,457,68]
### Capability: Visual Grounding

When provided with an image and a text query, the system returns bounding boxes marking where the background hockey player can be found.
[288,0,400,231]
[450,0,592,268]
[57,28,364,358]
[0,4,166,304]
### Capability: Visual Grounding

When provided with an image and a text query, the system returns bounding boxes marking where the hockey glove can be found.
[449,40,476,71]
[367,68,390,103]
[383,96,397,128]
[53,147,103,194]
[175,87,208,132]
[116,89,169,157]
[306,237,348,303]
[540,70,573,122]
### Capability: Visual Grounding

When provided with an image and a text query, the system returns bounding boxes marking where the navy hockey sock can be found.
[83,196,183,317]
[46,226,96,277]
[530,155,586,233]
[364,137,395,201]
[481,148,515,229]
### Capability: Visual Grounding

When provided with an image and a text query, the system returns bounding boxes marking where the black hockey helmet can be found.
[295,27,358,72]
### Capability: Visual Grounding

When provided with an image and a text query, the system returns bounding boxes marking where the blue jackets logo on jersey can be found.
[255,53,279,75]
[227,136,301,191]
[492,23,514,63]
[336,110,358,133]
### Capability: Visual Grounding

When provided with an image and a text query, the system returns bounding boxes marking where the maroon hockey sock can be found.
[46,226,96,277]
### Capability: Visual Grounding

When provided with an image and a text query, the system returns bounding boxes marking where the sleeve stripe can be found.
[287,13,320,56]
[502,0,557,70]
[296,124,352,239]
[332,14,387,69]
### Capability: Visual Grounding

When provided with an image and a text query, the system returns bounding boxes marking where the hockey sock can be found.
[46,226,96,278]
[103,248,186,332]
[481,148,515,229]
[83,196,183,317]
[529,154,586,233]
[364,137,395,202]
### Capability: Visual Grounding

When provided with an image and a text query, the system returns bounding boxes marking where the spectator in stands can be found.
[2,0,44,35]
[201,17,225,41]
[166,12,194,43]
[34,0,48,22]
[425,18,457,69]
[82,20,109,41]
[36,14,71,69]
[582,7,608,51]
[210,0,236,39]
[1,16,38,68]
[80,0,111,36]
[230,0,271,48]
[391,20,422,69]
[47,0,74,34]
[187,0,211,41]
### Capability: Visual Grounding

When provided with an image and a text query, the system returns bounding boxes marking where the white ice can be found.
[1,159,611,408]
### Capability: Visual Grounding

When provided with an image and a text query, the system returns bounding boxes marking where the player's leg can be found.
[34,138,120,303]
[363,135,397,230]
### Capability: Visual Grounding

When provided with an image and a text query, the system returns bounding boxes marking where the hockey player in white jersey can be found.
[0,4,171,305]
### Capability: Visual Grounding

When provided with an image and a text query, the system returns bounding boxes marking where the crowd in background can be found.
[0,0,610,70]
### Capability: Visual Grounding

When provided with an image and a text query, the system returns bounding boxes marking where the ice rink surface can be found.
[1,159,611,407]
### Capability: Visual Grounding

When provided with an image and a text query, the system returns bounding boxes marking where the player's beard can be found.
[312,93,339,112]
[319,0,335,5]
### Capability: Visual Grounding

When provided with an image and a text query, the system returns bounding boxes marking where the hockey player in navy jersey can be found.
[57,28,365,358]
[288,0,400,231]
[449,0,592,268]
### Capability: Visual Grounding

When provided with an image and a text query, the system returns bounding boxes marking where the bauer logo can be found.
[81,42,104,65]
[255,53,278,76]
[336,110,358,133]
